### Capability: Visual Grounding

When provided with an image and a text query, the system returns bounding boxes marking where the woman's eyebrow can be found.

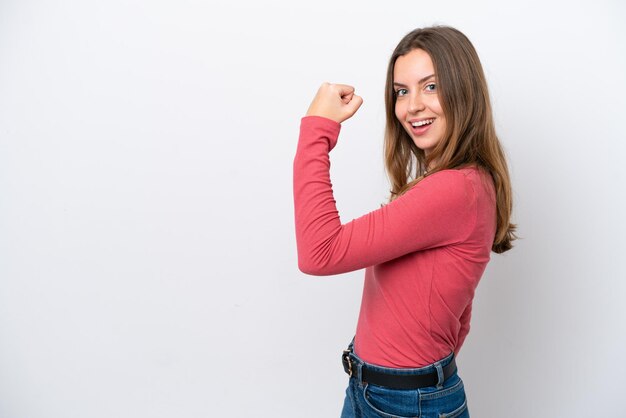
[393,74,436,87]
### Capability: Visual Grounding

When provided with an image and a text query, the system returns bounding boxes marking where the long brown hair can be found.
[384,26,516,253]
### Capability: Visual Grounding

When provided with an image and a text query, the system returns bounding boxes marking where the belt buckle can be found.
[342,350,353,377]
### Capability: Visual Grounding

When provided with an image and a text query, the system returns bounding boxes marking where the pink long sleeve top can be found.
[293,116,497,368]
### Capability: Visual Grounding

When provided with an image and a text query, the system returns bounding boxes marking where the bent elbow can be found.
[298,258,324,276]
[297,255,333,276]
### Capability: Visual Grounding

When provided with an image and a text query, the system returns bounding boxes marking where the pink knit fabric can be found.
[293,116,497,368]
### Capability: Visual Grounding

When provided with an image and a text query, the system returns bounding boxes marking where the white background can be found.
[1,0,625,417]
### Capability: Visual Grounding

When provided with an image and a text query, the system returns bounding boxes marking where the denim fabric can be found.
[340,344,469,418]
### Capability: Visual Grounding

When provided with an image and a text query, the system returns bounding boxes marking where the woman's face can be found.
[393,48,446,157]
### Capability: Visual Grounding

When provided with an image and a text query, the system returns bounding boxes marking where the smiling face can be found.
[393,48,446,158]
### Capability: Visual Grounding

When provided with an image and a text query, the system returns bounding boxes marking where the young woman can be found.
[293,26,516,418]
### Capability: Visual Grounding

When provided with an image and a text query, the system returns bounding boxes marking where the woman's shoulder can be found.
[453,166,496,200]
[405,168,477,207]
[431,165,490,182]
[421,166,493,199]
[422,166,481,186]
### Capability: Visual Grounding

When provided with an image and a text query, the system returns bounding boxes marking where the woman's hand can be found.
[305,82,363,123]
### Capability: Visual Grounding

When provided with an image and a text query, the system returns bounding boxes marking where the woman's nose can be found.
[408,94,425,114]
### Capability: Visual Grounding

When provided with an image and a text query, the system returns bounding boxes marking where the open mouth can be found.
[411,118,435,128]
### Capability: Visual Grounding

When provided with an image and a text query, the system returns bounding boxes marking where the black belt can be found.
[342,349,457,390]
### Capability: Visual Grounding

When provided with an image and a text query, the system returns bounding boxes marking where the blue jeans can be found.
[340,343,469,418]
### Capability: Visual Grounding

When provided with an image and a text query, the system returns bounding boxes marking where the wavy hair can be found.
[384,26,517,253]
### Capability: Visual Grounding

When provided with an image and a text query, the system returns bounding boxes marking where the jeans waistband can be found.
[344,338,456,389]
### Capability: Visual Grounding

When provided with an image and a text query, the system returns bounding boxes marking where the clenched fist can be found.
[305,82,363,124]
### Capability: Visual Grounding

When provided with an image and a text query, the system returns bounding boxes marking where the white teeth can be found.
[411,119,434,127]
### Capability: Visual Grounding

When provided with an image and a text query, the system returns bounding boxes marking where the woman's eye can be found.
[425,83,437,92]
[396,88,408,97]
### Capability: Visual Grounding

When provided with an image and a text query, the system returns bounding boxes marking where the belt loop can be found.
[355,359,364,387]
[434,362,444,388]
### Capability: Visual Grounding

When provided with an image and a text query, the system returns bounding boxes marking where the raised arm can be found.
[293,116,477,276]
